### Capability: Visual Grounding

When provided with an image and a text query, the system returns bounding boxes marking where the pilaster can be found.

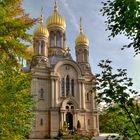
[81,82,85,109]
[78,83,81,109]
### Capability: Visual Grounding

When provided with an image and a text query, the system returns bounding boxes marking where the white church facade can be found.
[28,2,99,138]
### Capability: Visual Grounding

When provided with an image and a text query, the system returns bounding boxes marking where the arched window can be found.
[66,75,70,96]
[50,32,54,47]
[61,78,64,97]
[41,40,45,55]
[71,106,74,109]
[40,118,43,126]
[87,93,89,101]
[56,31,61,47]
[66,106,69,110]
[71,79,74,97]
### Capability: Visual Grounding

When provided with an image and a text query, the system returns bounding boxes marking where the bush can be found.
[77,120,81,129]
[63,121,68,130]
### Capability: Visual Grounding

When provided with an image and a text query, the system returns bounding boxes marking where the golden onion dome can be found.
[25,46,34,59]
[46,1,66,30]
[75,18,89,47]
[34,15,49,38]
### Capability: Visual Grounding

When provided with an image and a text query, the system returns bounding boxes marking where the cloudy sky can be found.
[22,0,140,93]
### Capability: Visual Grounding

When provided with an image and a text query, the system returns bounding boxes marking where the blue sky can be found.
[22,0,140,93]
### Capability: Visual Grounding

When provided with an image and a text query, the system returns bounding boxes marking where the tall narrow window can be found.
[66,75,70,96]
[50,32,54,47]
[84,50,88,62]
[87,93,89,101]
[61,78,64,97]
[71,79,74,97]
[40,118,43,126]
[56,31,60,47]
[41,40,45,55]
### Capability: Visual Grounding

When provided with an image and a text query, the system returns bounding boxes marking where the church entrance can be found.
[66,112,73,130]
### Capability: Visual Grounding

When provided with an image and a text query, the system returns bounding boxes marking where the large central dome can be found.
[46,2,66,30]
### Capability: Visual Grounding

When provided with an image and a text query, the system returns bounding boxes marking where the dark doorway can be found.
[66,112,73,130]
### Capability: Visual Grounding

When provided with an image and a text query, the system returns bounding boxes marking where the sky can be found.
[22,0,140,93]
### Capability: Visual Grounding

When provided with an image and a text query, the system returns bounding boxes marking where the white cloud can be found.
[59,0,79,31]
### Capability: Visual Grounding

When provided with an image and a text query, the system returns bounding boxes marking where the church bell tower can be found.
[46,1,68,57]
[31,14,49,67]
[75,18,92,75]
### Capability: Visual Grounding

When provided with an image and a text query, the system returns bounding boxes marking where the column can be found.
[78,82,81,109]
[44,40,47,56]
[39,41,41,55]
[60,33,63,48]
[64,112,66,122]
[54,32,56,47]
[81,82,85,109]
[82,50,84,62]
[75,112,78,128]
[92,90,95,110]
[63,34,66,49]
[54,79,56,107]
[44,43,46,56]
[51,78,55,107]
[96,115,99,129]
[61,112,63,129]
[46,44,48,57]
[74,113,77,128]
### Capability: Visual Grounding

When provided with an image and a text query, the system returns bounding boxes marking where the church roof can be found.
[34,15,49,38]
[75,18,89,47]
[46,1,66,30]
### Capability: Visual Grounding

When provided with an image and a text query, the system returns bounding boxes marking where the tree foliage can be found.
[0,63,34,140]
[0,0,36,64]
[101,0,140,55]
[77,120,81,129]
[0,0,36,139]
[96,60,140,139]
[99,107,119,133]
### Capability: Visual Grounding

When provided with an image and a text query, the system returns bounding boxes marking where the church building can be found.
[29,2,99,138]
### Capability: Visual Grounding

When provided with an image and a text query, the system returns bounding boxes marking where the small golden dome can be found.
[34,15,49,38]
[75,18,89,47]
[25,46,34,59]
[46,1,66,30]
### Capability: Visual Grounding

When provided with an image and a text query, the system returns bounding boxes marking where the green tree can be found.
[0,0,36,139]
[101,0,140,55]
[77,120,81,129]
[0,63,34,140]
[99,107,119,133]
[0,0,36,64]
[95,60,140,139]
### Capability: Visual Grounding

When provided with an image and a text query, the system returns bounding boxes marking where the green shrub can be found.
[63,121,68,130]
[77,120,81,129]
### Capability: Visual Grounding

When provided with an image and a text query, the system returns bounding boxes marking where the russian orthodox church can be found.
[28,2,99,138]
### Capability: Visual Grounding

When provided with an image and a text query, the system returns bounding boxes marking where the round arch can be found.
[61,97,79,110]
[54,59,82,77]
